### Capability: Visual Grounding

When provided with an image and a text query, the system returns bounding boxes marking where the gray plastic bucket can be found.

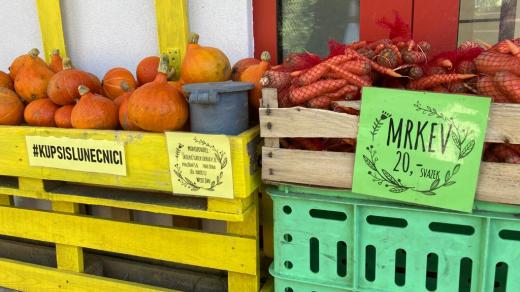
[183,81,254,135]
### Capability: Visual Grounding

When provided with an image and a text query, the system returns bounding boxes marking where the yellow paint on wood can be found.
[0,126,259,199]
[261,189,274,258]
[0,258,172,292]
[52,201,84,273]
[18,177,45,193]
[0,184,245,221]
[155,0,189,78]
[0,205,257,274]
[208,195,254,215]
[0,195,11,206]
[227,192,260,291]
[35,0,67,61]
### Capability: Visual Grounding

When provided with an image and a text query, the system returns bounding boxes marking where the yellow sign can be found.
[25,136,127,176]
[166,132,234,198]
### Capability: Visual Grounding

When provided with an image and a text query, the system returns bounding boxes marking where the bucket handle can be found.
[189,90,219,105]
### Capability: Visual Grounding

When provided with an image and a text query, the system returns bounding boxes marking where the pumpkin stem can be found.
[120,80,130,92]
[51,49,60,56]
[261,51,271,62]
[28,48,40,58]
[78,85,90,96]
[158,54,170,74]
[62,57,73,70]
[189,33,200,45]
[167,68,176,81]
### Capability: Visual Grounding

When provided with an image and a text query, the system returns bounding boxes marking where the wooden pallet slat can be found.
[0,258,173,292]
[35,0,67,61]
[0,205,258,275]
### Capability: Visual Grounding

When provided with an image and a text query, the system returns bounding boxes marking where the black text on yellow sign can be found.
[25,136,127,176]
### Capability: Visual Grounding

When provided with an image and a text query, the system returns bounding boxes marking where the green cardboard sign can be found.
[352,87,491,212]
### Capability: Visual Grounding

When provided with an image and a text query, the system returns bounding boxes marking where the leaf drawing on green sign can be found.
[416,164,459,195]
[369,111,391,141]
[363,145,412,193]
[414,101,475,160]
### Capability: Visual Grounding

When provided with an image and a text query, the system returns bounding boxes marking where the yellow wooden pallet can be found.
[0,1,269,290]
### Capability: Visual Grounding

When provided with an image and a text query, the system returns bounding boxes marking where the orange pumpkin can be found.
[180,33,231,84]
[9,48,48,79]
[71,86,118,129]
[0,71,14,90]
[102,67,137,100]
[113,81,132,109]
[232,57,260,81]
[24,98,58,127]
[118,94,141,131]
[88,73,102,93]
[136,56,160,85]
[47,58,101,105]
[0,87,24,125]
[54,104,74,128]
[48,49,63,73]
[240,51,271,108]
[14,54,55,103]
[128,54,188,132]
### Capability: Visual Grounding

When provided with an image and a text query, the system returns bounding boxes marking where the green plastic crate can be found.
[268,185,520,292]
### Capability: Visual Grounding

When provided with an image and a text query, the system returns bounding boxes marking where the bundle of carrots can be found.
[260,12,520,162]
[473,38,520,163]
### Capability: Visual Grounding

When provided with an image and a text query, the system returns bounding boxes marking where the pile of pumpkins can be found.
[0,33,271,132]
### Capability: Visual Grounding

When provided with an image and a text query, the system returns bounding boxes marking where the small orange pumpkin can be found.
[128,54,189,132]
[48,58,101,105]
[14,54,55,103]
[24,98,58,127]
[240,51,271,108]
[54,104,74,128]
[232,57,260,81]
[71,86,118,129]
[118,94,141,131]
[0,71,14,90]
[9,48,48,79]
[0,87,24,125]
[180,33,231,84]
[102,67,137,100]
[136,56,160,85]
[48,49,63,73]
[113,81,132,109]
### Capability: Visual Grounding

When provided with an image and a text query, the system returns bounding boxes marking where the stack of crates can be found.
[259,88,520,292]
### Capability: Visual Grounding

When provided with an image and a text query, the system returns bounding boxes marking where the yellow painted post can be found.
[155,0,189,79]
[227,191,260,291]
[52,201,84,272]
[35,0,67,61]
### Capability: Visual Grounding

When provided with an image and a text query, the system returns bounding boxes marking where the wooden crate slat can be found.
[0,205,257,275]
[262,146,520,205]
[0,258,172,292]
[261,101,520,144]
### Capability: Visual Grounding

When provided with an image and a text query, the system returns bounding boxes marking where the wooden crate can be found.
[260,88,520,205]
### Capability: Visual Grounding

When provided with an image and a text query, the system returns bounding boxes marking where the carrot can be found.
[407,40,416,51]
[505,39,520,57]
[295,63,329,86]
[289,79,348,104]
[436,58,453,69]
[476,76,509,103]
[326,64,372,87]
[326,85,359,100]
[307,96,332,109]
[408,74,477,90]
[494,71,520,102]
[324,54,356,65]
[374,43,386,55]
[367,39,392,50]
[260,70,292,90]
[347,40,367,50]
[368,60,403,77]
[339,60,371,75]
[474,51,520,75]
[417,41,431,53]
